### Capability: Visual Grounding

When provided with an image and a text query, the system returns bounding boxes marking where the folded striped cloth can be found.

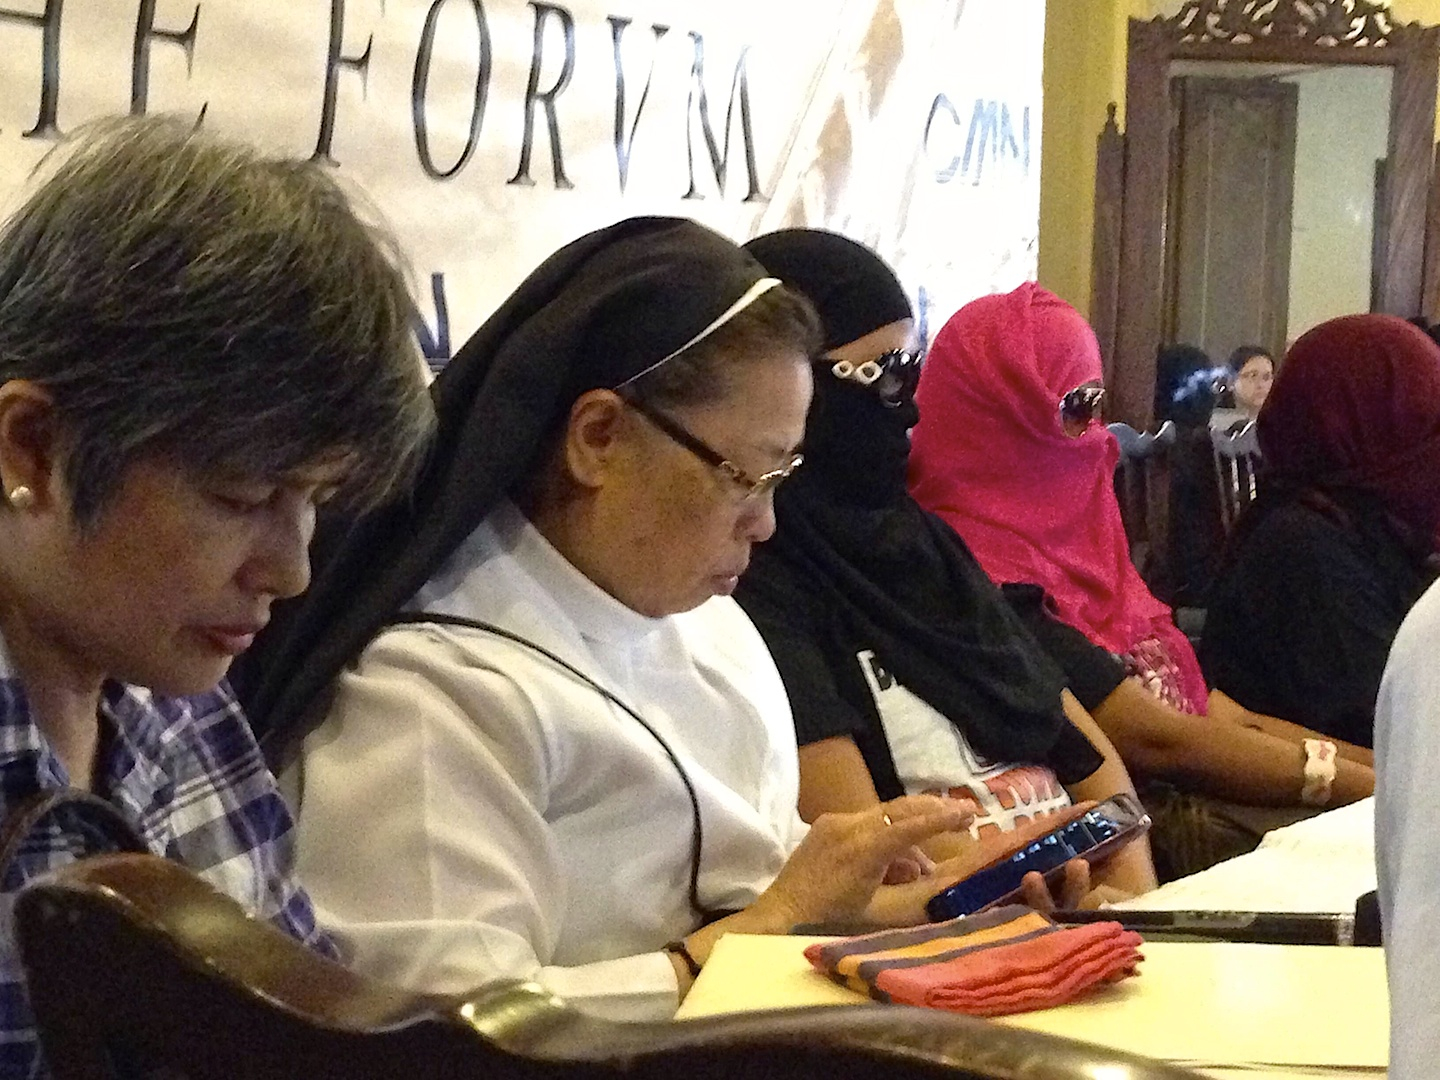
[803,905,1143,1016]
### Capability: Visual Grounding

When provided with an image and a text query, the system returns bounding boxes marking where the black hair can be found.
[1227,345,1274,373]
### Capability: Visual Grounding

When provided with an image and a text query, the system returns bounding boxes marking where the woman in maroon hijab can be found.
[1202,314,1440,748]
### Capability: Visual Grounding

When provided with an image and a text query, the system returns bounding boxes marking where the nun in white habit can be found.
[241,217,976,1021]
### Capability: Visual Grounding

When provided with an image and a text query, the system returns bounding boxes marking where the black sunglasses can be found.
[821,348,924,408]
[1059,383,1106,437]
[620,394,803,501]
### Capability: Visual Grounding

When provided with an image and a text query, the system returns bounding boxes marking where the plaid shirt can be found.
[0,665,334,1079]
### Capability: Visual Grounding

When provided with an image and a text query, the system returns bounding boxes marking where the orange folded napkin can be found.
[803,905,1143,1016]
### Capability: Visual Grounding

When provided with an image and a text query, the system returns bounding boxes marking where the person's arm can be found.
[1376,583,1440,1079]
[1207,689,1374,768]
[1088,678,1373,805]
[1060,691,1158,897]
[796,736,885,821]
[169,685,338,958]
[1004,588,1372,805]
[294,628,716,1020]
[675,794,975,982]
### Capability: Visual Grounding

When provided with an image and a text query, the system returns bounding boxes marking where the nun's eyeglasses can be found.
[822,348,924,408]
[1059,382,1105,437]
[620,394,804,501]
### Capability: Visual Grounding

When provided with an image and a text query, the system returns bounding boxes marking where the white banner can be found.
[0,0,1043,363]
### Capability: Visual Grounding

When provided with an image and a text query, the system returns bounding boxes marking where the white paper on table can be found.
[1114,799,1376,915]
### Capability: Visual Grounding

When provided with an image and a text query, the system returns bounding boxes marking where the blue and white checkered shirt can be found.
[0,653,334,1079]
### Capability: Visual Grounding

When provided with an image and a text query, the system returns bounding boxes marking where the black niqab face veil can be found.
[736,229,1101,782]
[745,229,917,507]
[239,217,776,766]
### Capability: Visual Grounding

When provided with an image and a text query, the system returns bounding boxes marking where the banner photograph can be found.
[0,0,1043,363]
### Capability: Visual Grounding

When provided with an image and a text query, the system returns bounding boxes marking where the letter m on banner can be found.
[683,31,762,202]
[963,99,1024,184]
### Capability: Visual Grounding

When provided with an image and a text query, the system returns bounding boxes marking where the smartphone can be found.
[925,793,1151,922]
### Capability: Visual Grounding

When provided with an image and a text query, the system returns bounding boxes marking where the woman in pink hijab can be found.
[908,284,1207,712]
[908,285,1374,876]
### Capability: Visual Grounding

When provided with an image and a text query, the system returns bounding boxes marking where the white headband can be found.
[614,277,782,390]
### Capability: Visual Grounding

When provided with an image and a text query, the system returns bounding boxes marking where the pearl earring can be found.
[8,485,34,510]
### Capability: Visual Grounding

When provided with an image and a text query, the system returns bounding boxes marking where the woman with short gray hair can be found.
[0,115,433,1076]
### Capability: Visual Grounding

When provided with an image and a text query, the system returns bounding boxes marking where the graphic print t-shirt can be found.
[857,649,1072,837]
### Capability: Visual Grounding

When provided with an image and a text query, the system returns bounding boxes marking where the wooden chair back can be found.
[15,854,1206,1080]
[1209,421,1262,532]
[1108,420,1177,581]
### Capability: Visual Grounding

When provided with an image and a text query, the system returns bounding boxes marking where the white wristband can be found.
[1301,739,1338,807]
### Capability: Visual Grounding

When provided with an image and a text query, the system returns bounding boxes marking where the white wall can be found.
[1283,66,1392,342]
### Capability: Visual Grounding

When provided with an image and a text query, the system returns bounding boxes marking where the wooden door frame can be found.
[1104,0,1440,428]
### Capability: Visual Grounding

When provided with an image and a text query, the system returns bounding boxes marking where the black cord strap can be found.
[664,938,702,978]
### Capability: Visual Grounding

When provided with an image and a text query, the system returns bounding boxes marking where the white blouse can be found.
[289,501,806,1020]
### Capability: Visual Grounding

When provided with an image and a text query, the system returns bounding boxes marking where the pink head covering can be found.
[908,283,1192,671]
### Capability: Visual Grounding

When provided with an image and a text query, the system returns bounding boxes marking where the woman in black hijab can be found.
[735,238,1370,885]
[736,229,1156,898]
[240,217,978,1021]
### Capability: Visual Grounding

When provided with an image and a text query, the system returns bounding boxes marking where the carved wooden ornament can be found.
[1170,0,1396,47]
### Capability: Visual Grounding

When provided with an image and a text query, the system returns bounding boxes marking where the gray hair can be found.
[0,115,434,525]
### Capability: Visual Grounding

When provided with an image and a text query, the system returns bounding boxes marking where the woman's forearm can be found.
[1060,692,1158,896]
[683,796,975,970]
[1094,680,1373,806]
[1207,689,1374,767]
[796,735,885,821]
[1148,722,1372,807]
[1091,829,1159,897]
[680,890,797,968]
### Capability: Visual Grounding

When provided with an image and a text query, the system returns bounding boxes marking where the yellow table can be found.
[677,934,1388,1079]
